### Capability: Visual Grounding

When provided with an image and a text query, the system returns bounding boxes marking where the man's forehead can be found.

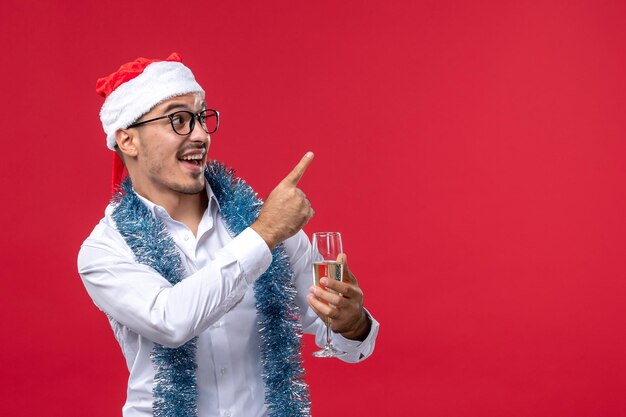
[151,93,205,113]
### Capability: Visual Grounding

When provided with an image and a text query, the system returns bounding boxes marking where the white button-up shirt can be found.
[78,185,379,417]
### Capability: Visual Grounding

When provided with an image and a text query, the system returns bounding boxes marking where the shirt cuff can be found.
[331,309,380,362]
[224,227,273,283]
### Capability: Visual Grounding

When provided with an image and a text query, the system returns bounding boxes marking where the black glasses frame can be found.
[127,109,219,135]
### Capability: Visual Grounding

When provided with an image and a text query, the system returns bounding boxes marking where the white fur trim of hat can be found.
[99,61,205,150]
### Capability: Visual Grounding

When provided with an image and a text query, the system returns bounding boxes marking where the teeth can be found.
[180,154,204,161]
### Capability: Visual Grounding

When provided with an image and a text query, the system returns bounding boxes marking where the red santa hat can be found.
[95,52,205,191]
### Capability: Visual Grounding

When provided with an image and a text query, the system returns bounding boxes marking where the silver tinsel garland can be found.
[111,161,310,417]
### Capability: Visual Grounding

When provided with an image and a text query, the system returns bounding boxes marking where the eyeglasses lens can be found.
[170,111,218,135]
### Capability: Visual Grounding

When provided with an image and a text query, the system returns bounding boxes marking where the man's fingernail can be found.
[320,278,328,285]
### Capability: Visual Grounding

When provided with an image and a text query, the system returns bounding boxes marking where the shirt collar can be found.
[133,182,220,220]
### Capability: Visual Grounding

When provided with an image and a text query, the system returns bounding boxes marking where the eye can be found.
[171,114,186,126]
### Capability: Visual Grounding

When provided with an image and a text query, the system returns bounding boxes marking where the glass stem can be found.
[325,319,332,348]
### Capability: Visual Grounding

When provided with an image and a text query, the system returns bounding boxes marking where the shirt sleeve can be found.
[284,231,380,363]
[78,224,272,348]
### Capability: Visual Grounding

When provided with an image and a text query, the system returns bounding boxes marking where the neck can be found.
[134,183,208,236]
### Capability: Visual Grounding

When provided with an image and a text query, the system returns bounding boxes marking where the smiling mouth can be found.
[178,154,205,166]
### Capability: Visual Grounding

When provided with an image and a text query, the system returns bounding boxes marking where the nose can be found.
[188,117,210,145]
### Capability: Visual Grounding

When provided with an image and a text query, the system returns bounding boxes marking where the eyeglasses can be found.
[127,109,219,135]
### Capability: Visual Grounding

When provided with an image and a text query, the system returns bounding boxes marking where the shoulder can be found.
[83,202,123,243]
[78,203,134,268]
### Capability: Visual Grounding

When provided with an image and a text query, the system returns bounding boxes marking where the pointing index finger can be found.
[284,152,314,185]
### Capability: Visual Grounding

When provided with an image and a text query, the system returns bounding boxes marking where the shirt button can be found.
[183,234,190,241]
[224,411,231,417]
[220,367,227,376]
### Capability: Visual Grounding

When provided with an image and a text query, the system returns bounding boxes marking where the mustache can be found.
[176,143,207,158]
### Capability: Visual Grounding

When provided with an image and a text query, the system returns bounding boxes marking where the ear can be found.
[115,129,138,158]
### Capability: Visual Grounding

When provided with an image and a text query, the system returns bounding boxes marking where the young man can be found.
[78,53,379,417]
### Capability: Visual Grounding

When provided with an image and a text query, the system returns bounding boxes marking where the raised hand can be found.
[251,152,315,250]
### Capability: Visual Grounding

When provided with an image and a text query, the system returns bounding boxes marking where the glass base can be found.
[312,343,345,358]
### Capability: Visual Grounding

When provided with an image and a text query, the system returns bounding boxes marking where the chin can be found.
[165,176,203,195]
[162,169,205,194]
[177,183,205,195]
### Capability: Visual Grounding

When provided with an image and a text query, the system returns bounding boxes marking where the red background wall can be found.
[1,0,625,415]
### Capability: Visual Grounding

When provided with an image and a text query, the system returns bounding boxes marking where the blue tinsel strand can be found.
[110,161,310,417]
[112,178,198,417]
[206,162,310,417]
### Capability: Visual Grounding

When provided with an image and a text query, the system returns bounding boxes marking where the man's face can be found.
[127,93,210,198]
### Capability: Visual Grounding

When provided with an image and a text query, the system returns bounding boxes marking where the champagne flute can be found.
[311,232,344,358]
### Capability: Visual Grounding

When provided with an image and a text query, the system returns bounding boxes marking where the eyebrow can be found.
[161,103,190,114]
[161,101,207,115]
